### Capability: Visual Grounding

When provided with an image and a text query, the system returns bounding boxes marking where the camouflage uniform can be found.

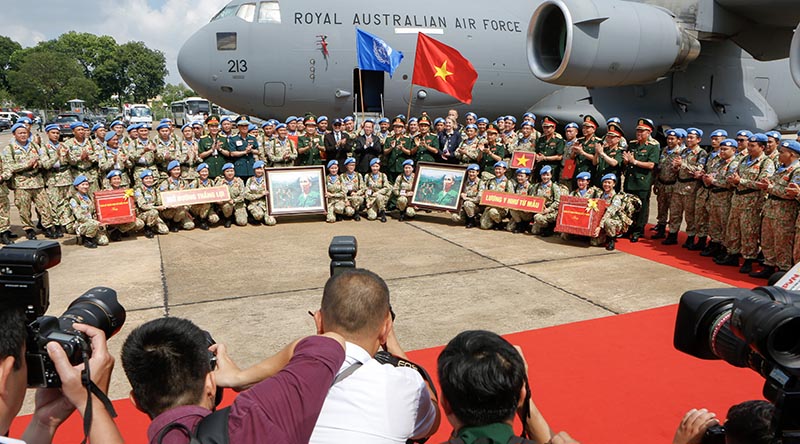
[455,137,481,165]
[452,176,483,223]
[102,183,144,235]
[159,177,195,230]
[693,150,717,243]
[174,140,201,180]
[42,140,74,228]
[267,138,298,167]
[480,176,514,229]
[341,171,366,213]
[215,176,247,226]
[506,179,534,232]
[654,145,683,229]
[706,155,738,246]
[592,192,641,246]
[189,177,220,225]
[530,181,562,234]
[130,139,158,186]
[325,174,353,222]
[364,172,392,220]
[1,140,53,231]
[64,137,100,194]
[393,173,416,219]
[154,137,180,180]
[0,157,10,235]
[725,153,775,260]
[761,161,800,270]
[98,144,133,189]
[244,175,277,225]
[668,147,707,237]
[68,191,109,245]
[134,184,169,234]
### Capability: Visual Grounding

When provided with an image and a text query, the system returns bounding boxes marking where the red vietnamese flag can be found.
[412,33,478,104]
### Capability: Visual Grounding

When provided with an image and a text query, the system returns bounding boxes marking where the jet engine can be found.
[526,0,701,87]
[792,23,800,88]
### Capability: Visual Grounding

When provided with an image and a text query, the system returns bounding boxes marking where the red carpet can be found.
[11,305,765,444]
[615,225,767,288]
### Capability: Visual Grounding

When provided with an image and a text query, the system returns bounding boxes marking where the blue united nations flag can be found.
[356,28,404,78]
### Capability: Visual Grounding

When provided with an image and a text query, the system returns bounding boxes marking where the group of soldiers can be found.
[1,110,798,268]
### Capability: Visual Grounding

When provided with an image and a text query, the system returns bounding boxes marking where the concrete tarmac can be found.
[0,130,727,414]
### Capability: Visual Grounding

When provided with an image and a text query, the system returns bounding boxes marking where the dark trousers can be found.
[626,188,651,236]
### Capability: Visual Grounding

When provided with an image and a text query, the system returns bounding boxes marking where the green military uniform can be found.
[2,139,54,233]
[723,152,775,262]
[534,135,565,179]
[478,143,507,180]
[413,133,440,164]
[198,134,228,178]
[575,135,602,178]
[762,159,800,271]
[244,175,277,225]
[215,176,247,226]
[267,137,298,167]
[384,134,413,181]
[297,133,325,166]
[623,133,661,239]
[227,134,258,178]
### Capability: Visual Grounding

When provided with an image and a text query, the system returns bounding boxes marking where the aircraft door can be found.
[264,82,286,107]
[354,69,384,113]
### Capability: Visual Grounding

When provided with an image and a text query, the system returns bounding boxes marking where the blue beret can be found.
[523,112,535,120]
[710,129,728,138]
[369,158,381,166]
[466,164,480,171]
[73,175,89,186]
[156,122,170,131]
[45,123,59,132]
[673,128,686,139]
[220,116,232,123]
[160,118,172,124]
[737,130,753,139]
[343,116,354,122]
[261,121,270,128]
[70,121,88,130]
[494,161,508,169]
[687,128,703,138]
[517,168,531,175]
[665,129,678,137]
[378,117,389,124]
[106,170,122,179]
[285,116,297,124]
[539,165,552,175]
[10,123,26,133]
[565,122,579,130]
[466,112,477,119]
[104,131,117,142]
[222,162,235,171]
[110,120,124,128]
[402,159,414,167]
[17,117,31,124]
[139,169,154,179]
[196,163,209,172]
[601,173,617,182]
[766,131,781,140]
[477,117,489,124]
[344,157,356,165]
[253,160,265,169]
[465,124,477,131]
[395,114,406,121]
[363,118,375,124]
[606,117,621,124]
[181,123,192,132]
[275,123,287,130]
[505,116,517,123]
[720,139,738,148]
[520,121,533,128]
[433,117,444,125]
[750,133,768,143]
[127,123,140,132]
[91,123,105,132]
[192,121,203,128]
[317,115,328,123]
[576,171,591,180]
[237,119,251,126]
[333,118,343,125]
[780,140,800,155]
[248,123,257,132]
[167,160,181,171]
[408,117,418,123]
[326,159,338,169]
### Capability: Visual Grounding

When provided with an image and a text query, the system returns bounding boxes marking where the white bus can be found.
[171,97,211,125]
[123,104,153,126]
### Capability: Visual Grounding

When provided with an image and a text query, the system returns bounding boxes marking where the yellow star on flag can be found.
[516,154,530,167]
[434,60,453,81]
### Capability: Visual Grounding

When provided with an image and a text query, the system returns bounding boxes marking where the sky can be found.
[0,0,230,85]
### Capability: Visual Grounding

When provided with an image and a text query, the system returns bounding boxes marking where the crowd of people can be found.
[2,110,800,273]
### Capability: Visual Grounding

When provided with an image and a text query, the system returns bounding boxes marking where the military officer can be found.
[158,160,195,232]
[324,160,352,223]
[267,123,298,167]
[453,164,483,228]
[341,158,365,220]
[477,124,506,180]
[480,161,514,230]
[65,121,100,194]
[134,169,170,238]
[507,168,534,233]
[700,138,738,259]
[691,129,727,252]
[189,163,220,230]
[215,162,247,227]
[573,115,602,183]
[383,117,413,182]
[244,160,277,226]
[42,123,73,237]
[198,115,228,178]
[663,128,707,247]
[412,115,440,164]
[592,122,624,191]
[530,165,562,236]
[534,116,565,180]
[622,118,660,242]
[363,158,392,222]
[297,117,326,166]
[227,119,258,181]
[393,159,416,221]
[69,175,108,248]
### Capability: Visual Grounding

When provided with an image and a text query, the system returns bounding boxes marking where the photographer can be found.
[121,317,346,444]
[0,305,122,444]
[672,401,774,444]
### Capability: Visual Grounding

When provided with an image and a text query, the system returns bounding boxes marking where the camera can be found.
[329,235,357,276]
[0,240,126,388]
[674,286,800,443]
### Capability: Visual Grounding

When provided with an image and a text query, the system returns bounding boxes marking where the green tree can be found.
[7,50,91,110]
[0,36,22,90]
[95,41,167,105]
[161,83,196,105]
[51,31,117,78]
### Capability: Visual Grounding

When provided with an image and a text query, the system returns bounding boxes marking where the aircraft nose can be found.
[177,29,211,97]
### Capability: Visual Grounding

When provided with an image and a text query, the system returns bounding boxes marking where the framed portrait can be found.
[410,162,467,212]
[265,166,327,216]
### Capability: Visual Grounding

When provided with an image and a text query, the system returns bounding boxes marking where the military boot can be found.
[688,237,706,251]
[82,236,97,249]
[715,252,740,266]
[224,217,232,228]
[0,231,14,245]
[379,210,387,223]
[465,216,475,229]
[749,265,776,279]
[25,229,37,240]
[739,258,756,274]
[700,242,720,257]
[662,232,679,245]
[651,224,667,239]
[606,237,617,251]
[682,235,696,249]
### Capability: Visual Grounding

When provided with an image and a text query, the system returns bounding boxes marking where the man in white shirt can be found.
[309,269,440,444]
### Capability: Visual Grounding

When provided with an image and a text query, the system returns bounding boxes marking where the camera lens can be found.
[768,317,800,368]
[59,287,126,339]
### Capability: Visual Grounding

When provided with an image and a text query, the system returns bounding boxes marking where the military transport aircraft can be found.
[177,0,800,136]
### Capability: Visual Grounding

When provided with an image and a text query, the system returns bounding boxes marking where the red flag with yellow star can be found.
[412,33,478,104]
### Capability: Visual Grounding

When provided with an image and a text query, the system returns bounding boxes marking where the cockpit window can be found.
[258,1,281,23]
[211,4,237,22]
[236,3,256,22]
[217,32,237,51]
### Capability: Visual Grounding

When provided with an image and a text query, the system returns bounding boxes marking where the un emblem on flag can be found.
[373,39,391,64]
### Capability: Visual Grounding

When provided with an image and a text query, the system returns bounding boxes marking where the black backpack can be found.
[155,407,230,444]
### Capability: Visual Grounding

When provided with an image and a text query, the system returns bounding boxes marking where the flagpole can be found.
[406,85,414,121]
[358,68,366,122]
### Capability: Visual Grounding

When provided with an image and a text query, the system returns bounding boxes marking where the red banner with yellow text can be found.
[480,191,545,213]
[95,189,136,225]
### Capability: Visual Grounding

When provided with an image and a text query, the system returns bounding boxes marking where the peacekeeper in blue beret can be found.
[393,159,416,221]
[129,123,159,186]
[621,118,661,242]
[529,165,563,236]
[63,121,102,195]
[363,158,391,222]
[134,169,170,238]
[591,173,638,251]
[158,160,195,232]
[101,170,145,241]
[340,157,365,221]
[187,163,220,230]
[98,130,133,190]
[734,130,753,158]
[324,159,352,223]
[215,162,248,228]
[452,163,484,228]
[267,123,298,168]
[506,167,534,233]
[152,121,181,181]
[477,124,507,181]
[479,161,514,230]
[697,138,739,259]
[244,160,277,226]
[41,123,73,238]
[569,171,601,199]
[376,117,391,144]
[663,128,708,248]
[765,131,782,162]
[690,129,731,249]
[69,175,108,248]
[2,122,57,240]
[715,133,775,272]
